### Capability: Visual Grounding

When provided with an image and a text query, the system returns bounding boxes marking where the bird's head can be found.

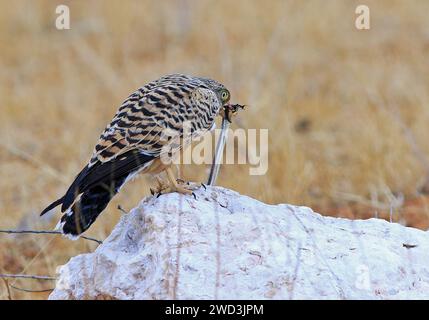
[198,77,245,123]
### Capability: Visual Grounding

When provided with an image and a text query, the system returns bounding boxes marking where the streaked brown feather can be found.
[89,74,223,167]
[40,74,230,238]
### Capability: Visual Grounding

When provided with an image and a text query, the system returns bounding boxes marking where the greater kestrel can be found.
[41,74,239,238]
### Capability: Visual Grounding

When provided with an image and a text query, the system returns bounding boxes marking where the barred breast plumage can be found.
[40,74,232,239]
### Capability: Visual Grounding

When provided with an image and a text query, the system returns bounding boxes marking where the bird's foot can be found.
[151,179,202,199]
[171,179,204,199]
[164,168,206,199]
[175,179,202,191]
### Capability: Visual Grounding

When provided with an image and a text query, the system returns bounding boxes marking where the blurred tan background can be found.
[1,0,429,299]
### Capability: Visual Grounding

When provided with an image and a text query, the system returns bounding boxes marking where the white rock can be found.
[49,186,429,300]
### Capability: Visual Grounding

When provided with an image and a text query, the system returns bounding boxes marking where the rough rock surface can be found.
[49,186,429,300]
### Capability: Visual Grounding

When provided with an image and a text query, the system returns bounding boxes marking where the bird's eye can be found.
[220,89,230,102]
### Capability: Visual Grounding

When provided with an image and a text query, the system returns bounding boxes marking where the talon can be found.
[156,193,162,198]
[201,183,207,190]
[117,205,128,214]
[192,192,197,200]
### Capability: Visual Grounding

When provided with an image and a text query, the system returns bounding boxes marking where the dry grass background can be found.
[1,0,429,299]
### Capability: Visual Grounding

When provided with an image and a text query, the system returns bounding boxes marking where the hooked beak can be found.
[221,103,246,123]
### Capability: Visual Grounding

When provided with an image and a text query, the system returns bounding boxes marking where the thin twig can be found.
[0,229,102,245]
[1,278,12,300]
[10,234,55,288]
[370,93,429,189]
[72,38,119,92]
[0,142,68,184]
[214,203,221,300]
[172,198,183,300]
[289,243,303,300]
[10,284,54,293]
[0,274,57,281]
[117,205,128,214]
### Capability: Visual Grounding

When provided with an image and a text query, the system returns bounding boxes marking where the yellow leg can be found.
[165,167,195,195]
[150,175,169,195]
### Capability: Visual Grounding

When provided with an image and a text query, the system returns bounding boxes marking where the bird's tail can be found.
[41,149,154,239]
[56,178,126,239]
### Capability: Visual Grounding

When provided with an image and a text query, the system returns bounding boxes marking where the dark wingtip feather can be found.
[61,165,90,212]
[61,188,80,213]
[40,196,65,216]
[61,150,153,212]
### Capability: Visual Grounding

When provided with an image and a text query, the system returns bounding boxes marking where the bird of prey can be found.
[40,74,241,239]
